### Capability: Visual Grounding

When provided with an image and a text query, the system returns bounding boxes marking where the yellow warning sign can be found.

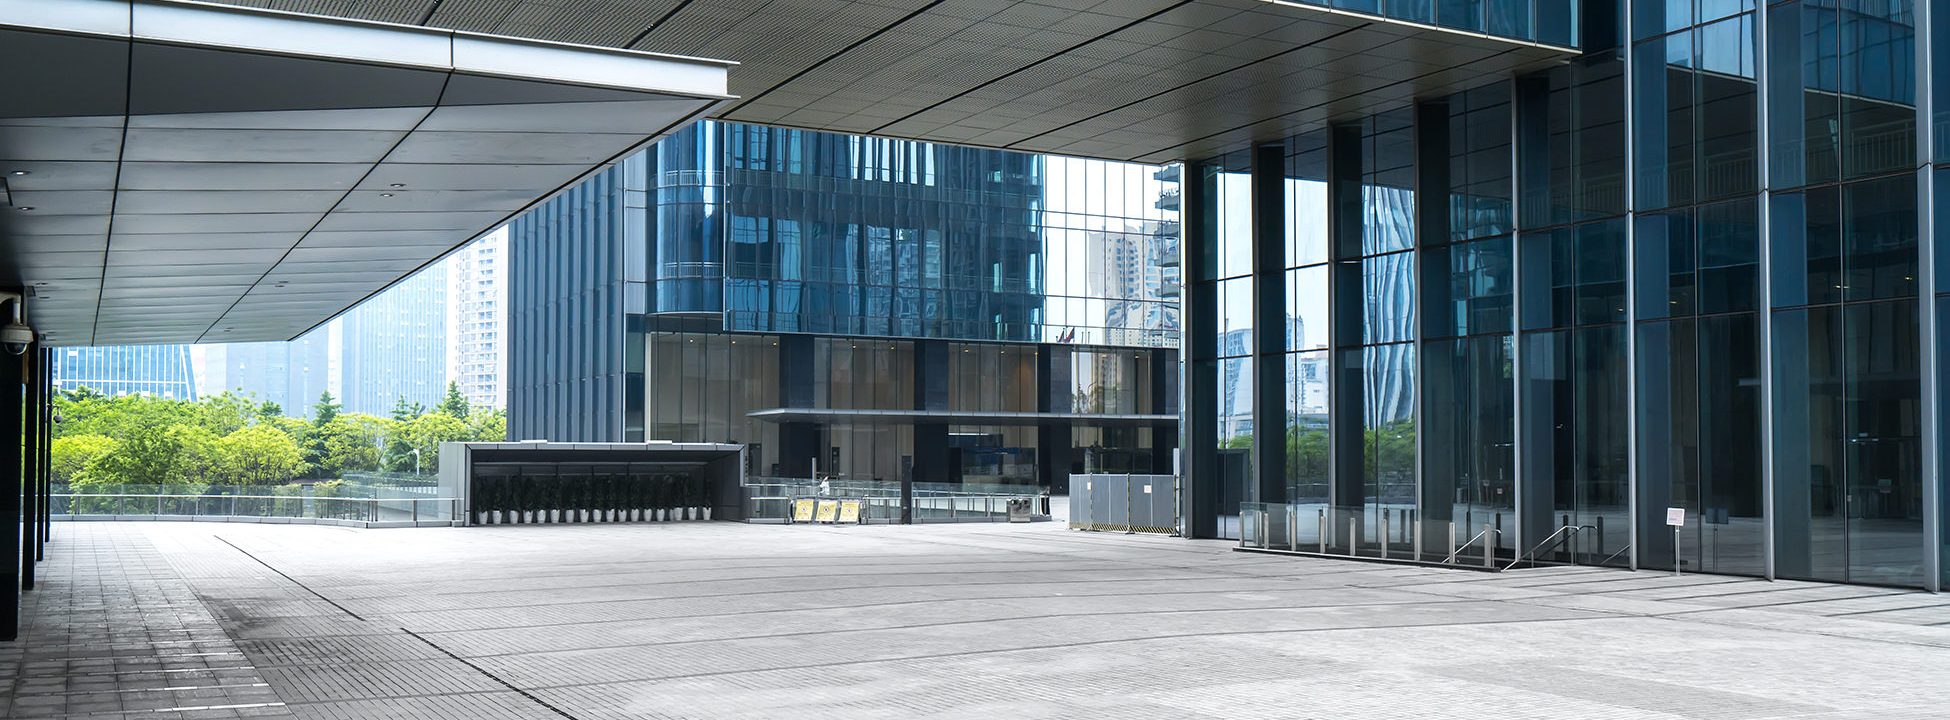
[815,500,839,523]
[837,500,862,524]
[792,499,816,522]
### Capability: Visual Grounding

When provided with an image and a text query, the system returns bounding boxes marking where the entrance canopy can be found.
[0,0,732,346]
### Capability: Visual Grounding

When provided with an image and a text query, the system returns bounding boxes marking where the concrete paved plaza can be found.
[3,520,1949,719]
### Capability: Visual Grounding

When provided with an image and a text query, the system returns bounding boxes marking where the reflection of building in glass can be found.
[510,122,1179,488]
[52,345,196,399]
[1184,2,1950,592]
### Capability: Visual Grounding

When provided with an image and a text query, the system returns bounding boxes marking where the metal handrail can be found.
[1442,527,1501,565]
[1597,543,1633,567]
[1504,525,1595,571]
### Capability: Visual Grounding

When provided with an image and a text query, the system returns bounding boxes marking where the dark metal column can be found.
[1182,161,1220,538]
[38,346,50,554]
[1250,143,1287,507]
[1412,100,1451,553]
[1327,123,1367,540]
[0,329,22,641]
[20,341,38,592]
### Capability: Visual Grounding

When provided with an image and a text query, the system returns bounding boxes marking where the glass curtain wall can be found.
[1212,164,1255,539]
[1350,111,1419,556]
[1419,85,1518,563]
[1768,0,1923,587]
[1285,137,1333,544]
[1631,0,1765,575]
[1189,0,1940,588]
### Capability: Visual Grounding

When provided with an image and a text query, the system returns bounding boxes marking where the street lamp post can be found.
[411,447,422,476]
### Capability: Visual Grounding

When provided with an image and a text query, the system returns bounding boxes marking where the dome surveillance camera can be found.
[1,322,32,355]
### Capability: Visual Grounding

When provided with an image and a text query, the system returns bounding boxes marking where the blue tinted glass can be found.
[1364,252,1417,344]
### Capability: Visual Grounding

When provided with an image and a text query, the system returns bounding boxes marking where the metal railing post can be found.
[1125,474,1135,534]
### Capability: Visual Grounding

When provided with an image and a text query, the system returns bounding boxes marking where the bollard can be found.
[1379,514,1389,560]
[1481,523,1495,568]
[1288,506,1298,552]
[1448,521,1457,563]
[1347,519,1357,558]
[1318,509,1327,554]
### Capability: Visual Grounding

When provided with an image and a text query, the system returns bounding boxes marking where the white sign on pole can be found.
[1666,507,1686,527]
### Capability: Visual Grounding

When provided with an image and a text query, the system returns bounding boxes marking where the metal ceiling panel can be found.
[192,0,1572,164]
[0,0,732,347]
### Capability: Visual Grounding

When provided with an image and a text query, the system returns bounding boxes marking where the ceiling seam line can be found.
[865,0,1197,136]
[88,7,136,347]
[280,97,730,343]
[1132,46,1527,162]
[1003,23,1372,153]
[194,73,457,344]
[625,0,697,49]
[717,0,952,118]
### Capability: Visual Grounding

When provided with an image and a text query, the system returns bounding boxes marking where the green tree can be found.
[389,396,427,422]
[88,423,219,487]
[51,434,118,486]
[466,408,506,443]
[386,411,468,474]
[216,425,307,485]
[311,391,341,426]
[313,413,391,478]
[437,381,470,419]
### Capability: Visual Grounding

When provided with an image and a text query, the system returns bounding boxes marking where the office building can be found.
[447,229,507,410]
[50,345,196,400]
[1181,0,1948,592]
[509,121,1180,486]
[340,266,448,417]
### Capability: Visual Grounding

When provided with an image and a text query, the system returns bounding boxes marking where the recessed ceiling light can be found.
[379,193,395,198]
[8,170,26,176]
[388,183,405,188]
[16,207,32,212]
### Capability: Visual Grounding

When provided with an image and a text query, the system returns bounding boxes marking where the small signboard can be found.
[1666,507,1686,527]
[837,500,862,524]
[792,499,816,523]
[815,499,839,523]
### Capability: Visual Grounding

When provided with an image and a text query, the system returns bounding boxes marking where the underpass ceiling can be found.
[0,0,732,346]
[209,0,1575,163]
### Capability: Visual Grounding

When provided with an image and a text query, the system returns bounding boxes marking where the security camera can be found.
[0,292,28,355]
[1,322,31,355]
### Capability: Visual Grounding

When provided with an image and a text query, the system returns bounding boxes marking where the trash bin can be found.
[1007,498,1032,523]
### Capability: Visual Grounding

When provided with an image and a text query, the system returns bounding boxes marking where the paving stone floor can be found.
[3,519,1949,719]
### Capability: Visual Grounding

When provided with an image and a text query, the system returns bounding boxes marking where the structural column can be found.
[20,341,38,592]
[1326,122,1366,551]
[0,321,22,641]
[1182,161,1220,538]
[1250,144,1286,508]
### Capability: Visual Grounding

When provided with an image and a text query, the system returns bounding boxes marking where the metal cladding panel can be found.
[189,0,1575,164]
[0,0,730,347]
